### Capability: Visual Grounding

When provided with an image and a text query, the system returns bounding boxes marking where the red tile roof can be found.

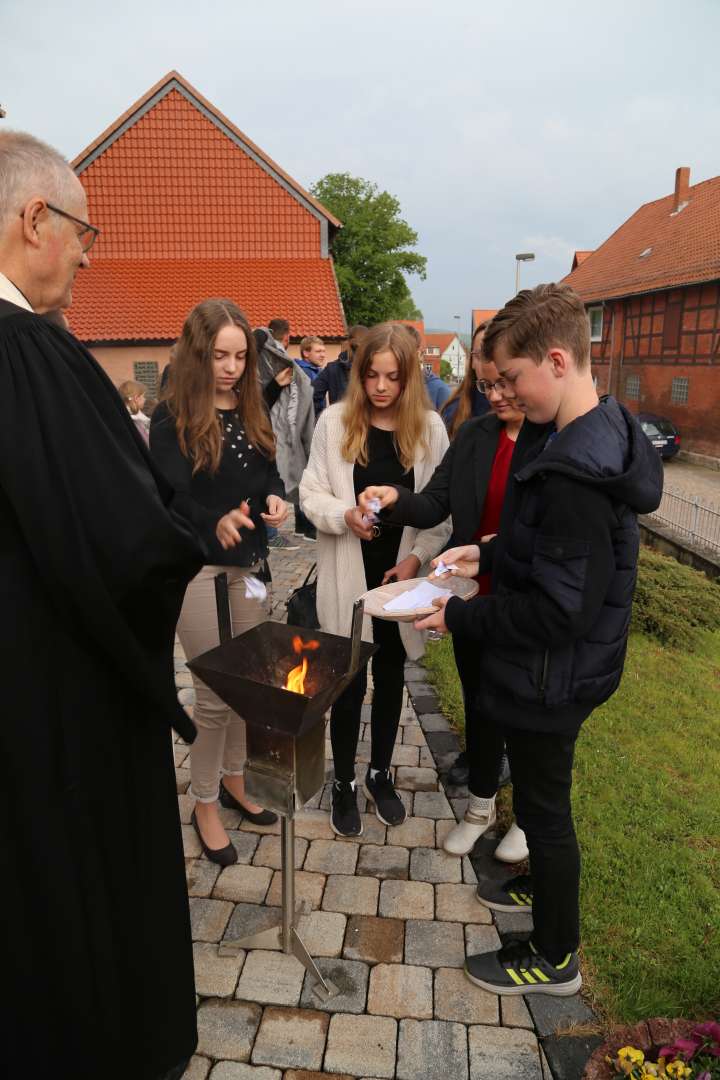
[69,259,346,341]
[424,332,461,356]
[571,250,593,271]
[394,319,427,349]
[471,309,498,331]
[564,172,720,302]
[68,71,345,340]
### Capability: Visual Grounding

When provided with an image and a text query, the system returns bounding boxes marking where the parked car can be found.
[638,413,681,460]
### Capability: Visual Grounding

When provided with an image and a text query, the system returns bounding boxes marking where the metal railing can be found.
[648,488,720,553]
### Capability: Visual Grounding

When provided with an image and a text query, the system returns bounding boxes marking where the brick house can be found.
[424,332,467,379]
[68,71,346,393]
[564,167,720,457]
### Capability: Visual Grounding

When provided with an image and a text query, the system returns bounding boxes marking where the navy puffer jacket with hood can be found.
[444,397,664,732]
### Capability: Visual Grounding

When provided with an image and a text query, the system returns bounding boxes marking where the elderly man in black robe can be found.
[0,131,203,1079]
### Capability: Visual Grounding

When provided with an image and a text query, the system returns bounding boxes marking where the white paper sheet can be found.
[383,581,452,613]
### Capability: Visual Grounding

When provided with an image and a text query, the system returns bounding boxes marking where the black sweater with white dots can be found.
[150,403,285,567]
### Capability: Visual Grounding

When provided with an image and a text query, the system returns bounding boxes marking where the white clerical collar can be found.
[0,272,34,312]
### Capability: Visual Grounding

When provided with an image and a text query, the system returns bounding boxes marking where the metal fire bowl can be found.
[187,621,376,739]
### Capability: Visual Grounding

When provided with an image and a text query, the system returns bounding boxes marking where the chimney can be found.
[673,166,690,212]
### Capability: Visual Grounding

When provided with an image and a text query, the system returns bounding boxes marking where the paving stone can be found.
[251,834,307,871]
[193,941,245,998]
[251,1006,329,1071]
[449,797,467,821]
[182,1056,211,1080]
[196,1000,262,1062]
[396,789,414,816]
[405,680,434,695]
[213,865,272,904]
[525,990,596,1038]
[461,856,478,884]
[190,898,234,942]
[209,1063,281,1080]
[379,879,434,920]
[284,1073,353,1080]
[181,824,202,858]
[224,902,283,946]
[409,847,462,884]
[424,730,461,756]
[404,919,465,969]
[294,910,347,957]
[367,962,433,1019]
[464,923,502,955]
[386,816,436,849]
[239,814,281,835]
[541,1034,604,1080]
[434,819,455,849]
[265,869,326,910]
[322,874,379,916]
[394,766,438,792]
[418,746,436,769]
[397,1018,468,1080]
[401,726,426,747]
[434,967,499,1024]
[299,957,369,1013]
[218,831,262,865]
[292,809,335,840]
[417,712,451,732]
[178,793,194,823]
[500,994,534,1029]
[413,790,454,820]
[343,914,404,965]
[391,744,420,767]
[235,949,306,1006]
[186,859,220,898]
[493,909,535,936]
[324,1014,397,1078]
[304,838,358,875]
[435,883,492,924]
[468,1025,542,1079]
[357,843,409,880]
[355,739,373,763]
[218,806,244,830]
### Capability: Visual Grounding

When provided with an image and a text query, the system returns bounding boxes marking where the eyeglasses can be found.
[19,202,101,253]
[476,378,509,395]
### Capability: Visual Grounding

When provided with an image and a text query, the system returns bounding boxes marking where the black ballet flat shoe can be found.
[190,810,238,866]
[219,780,278,827]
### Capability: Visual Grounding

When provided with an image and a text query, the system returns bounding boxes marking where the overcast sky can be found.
[3,0,719,329]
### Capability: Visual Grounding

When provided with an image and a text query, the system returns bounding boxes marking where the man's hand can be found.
[274,366,293,388]
[344,506,375,541]
[414,595,449,633]
[261,495,289,528]
[358,485,399,513]
[217,501,254,550]
[430,544,481,579]
[382,554,420,585]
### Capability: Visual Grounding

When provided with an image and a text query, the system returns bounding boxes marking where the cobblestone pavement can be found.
[664,458,720,508]
[174,524,592,1078]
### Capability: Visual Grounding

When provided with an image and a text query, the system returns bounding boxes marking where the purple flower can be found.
[659,1038,701,1061]
[695,1072,711,1080]
[693,1021,720,1053]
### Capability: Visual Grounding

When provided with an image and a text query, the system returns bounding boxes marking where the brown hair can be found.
[268,317,290,340]
[482,284,590,370]
[118,379,147,415]
[440,322,487,438]
[300,335,323,357]
[341,322,430,470]
[165,299,275,474]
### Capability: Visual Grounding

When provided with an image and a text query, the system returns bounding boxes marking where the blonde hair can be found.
[118,380,147,415]
[341,322,430,470]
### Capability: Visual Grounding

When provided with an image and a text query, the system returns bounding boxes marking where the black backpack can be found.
[285,563,319,629]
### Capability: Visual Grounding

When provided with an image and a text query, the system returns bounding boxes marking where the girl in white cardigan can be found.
[300,323,450,836]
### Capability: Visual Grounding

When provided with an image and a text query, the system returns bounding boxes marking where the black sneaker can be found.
[268,533,300,551]
[364,767,406,827]
[302,526,317,542]
[465,940,582,996]
[447,750,469,787]
[476,873,533,912]
[330,780,363,837]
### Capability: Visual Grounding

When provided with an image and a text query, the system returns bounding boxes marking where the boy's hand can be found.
[274,367,293,388]
[344,506,375,541]
[431,544,480,579]
[359,485,398,512]
[382,554,420,585]
[415,595,450,633]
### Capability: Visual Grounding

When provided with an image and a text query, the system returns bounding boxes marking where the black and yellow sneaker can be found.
[475,873,533,912]
[465,940,582,996]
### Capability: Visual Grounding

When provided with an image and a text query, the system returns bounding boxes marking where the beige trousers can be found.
[177,565,266,802]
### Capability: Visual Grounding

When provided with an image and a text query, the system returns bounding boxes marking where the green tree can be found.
[311,172,426,326]
[440,359,453,382]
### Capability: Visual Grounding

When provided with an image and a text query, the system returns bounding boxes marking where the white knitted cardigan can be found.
[299,403,452,660]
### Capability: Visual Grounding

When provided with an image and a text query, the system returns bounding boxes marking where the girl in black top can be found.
[151,299,288,865]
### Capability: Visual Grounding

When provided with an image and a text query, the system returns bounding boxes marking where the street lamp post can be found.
[453,314,462,380]
[515,252,535,294]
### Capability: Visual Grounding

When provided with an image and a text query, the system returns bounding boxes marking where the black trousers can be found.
[452,635,505,797]
[502,725,581,962]
[293,503,314,534]
[330,615,406,783]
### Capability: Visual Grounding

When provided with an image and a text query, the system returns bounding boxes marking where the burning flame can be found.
[283,635,320,695]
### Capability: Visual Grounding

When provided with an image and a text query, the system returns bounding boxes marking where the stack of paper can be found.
[383,581,452,613]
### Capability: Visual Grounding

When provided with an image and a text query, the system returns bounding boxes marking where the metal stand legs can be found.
[218,816,338,1001]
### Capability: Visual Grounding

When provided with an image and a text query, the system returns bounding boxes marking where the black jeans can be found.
[452,635,505,797]
[294,503,314,534]
[503,725,581,962]
[330,615,406,783]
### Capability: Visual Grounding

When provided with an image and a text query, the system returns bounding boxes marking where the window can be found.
[625,374,641,400]
[133,360,159,396]
[424,363,433,375]
[588,306,603,341]
[671,376,689,405]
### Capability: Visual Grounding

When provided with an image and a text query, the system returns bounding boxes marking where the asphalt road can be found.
[663,459,720,508]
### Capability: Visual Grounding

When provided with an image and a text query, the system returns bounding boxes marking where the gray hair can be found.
[0,130,78,232]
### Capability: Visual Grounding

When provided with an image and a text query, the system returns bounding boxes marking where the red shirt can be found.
[472,428,516,595]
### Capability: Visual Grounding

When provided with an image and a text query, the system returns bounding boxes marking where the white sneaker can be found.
[494,821,529,863]
[443,794,496,856]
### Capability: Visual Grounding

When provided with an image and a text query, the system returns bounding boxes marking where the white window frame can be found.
[625,374,641,401]
[588,306,603,342]
[670,376,689,405]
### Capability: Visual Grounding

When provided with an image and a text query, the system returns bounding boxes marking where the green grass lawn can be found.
[423,628,720,1025]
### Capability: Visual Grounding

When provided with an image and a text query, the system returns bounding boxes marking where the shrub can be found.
[631,548,720,647]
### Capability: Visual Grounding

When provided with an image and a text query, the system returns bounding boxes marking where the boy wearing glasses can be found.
[417,283,663,996]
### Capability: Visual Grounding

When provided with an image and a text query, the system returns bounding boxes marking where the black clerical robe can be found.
[0,300,204,1080]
